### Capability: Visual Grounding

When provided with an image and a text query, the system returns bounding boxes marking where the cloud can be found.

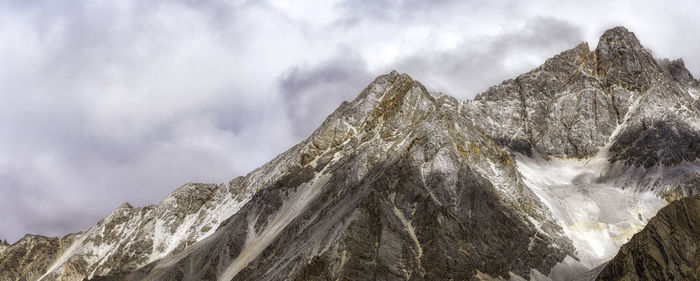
[1,0,699,243]
[393,17,584,97]
[277,47,374,138]
[0,0,302,242]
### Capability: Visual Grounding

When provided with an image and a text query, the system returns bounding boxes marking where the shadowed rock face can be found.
[3,26,700,281]
[596,195,700,281]
[608,117,700,168]
[658,58,700,88]
[595,27,666,92]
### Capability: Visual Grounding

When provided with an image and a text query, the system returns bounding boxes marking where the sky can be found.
[1,0,699,243]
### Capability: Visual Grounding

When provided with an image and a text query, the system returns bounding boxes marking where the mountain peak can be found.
[595,26,664,91]
[298,69,437,167]
[657,58,699,87]
[599,26,639,45]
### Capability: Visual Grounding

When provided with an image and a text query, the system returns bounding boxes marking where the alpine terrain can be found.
[1,26,698,281]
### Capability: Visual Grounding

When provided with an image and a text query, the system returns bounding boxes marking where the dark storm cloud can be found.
[278,48,374,138]
[394,17,583,97]
[1,0,698,243]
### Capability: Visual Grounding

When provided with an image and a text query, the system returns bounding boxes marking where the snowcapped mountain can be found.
[1,26,698,281]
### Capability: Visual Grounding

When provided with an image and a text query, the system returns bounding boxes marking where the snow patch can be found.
[37,233,88,281]
[515,155,666,268]
[219,173,330,281]
[689,87,699,100]
[392,205,422,258]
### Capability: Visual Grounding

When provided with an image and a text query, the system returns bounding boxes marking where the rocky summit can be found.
[1,26,699,281]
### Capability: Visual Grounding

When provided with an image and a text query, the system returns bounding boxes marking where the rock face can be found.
[596,195,700,281]
[0,234,80,281]
[470,26,699,200]
[471,41,617,158]
[0,240,8,253]
[1,26,699,281]
[470,27,699,166]
[595,27,666,92]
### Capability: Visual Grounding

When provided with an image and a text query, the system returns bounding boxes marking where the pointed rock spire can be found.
[300,70,436,162]
[657,58,699,87]
[595,26,664,91]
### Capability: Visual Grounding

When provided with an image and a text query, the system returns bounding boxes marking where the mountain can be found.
[596,195,700,280]
[1,26,698,281]
[106,71,575,281]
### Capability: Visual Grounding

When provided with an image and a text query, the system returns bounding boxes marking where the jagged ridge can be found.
[1,26,698,281]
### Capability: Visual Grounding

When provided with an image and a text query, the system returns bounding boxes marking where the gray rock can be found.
[595,195,700,281]
[657,58,699,88]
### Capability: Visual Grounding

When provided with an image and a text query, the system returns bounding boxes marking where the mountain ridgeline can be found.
[1,26,698,281]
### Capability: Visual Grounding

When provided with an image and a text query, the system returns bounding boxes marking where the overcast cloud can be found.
[1,0,699,243]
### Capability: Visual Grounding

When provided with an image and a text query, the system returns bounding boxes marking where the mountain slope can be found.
[595,195,700,281]
[469,27,699,200]
[0,234,80,281]
[110,71,573,280]
[1,26,698,281]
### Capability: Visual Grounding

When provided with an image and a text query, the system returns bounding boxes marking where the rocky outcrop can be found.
[608,116,700,168]
[470,41,617,158]
[658,58,700,88]
[471,27,699,166]
[0,240,8,253]
[470,26,700,200]
[0,234,80,281]
[594,27,666,92]
[596,195,700,281]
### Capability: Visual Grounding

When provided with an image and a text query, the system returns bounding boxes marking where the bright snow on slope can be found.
[689,87,699,100]
[219,173,331,281]
[515,154,666,269]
